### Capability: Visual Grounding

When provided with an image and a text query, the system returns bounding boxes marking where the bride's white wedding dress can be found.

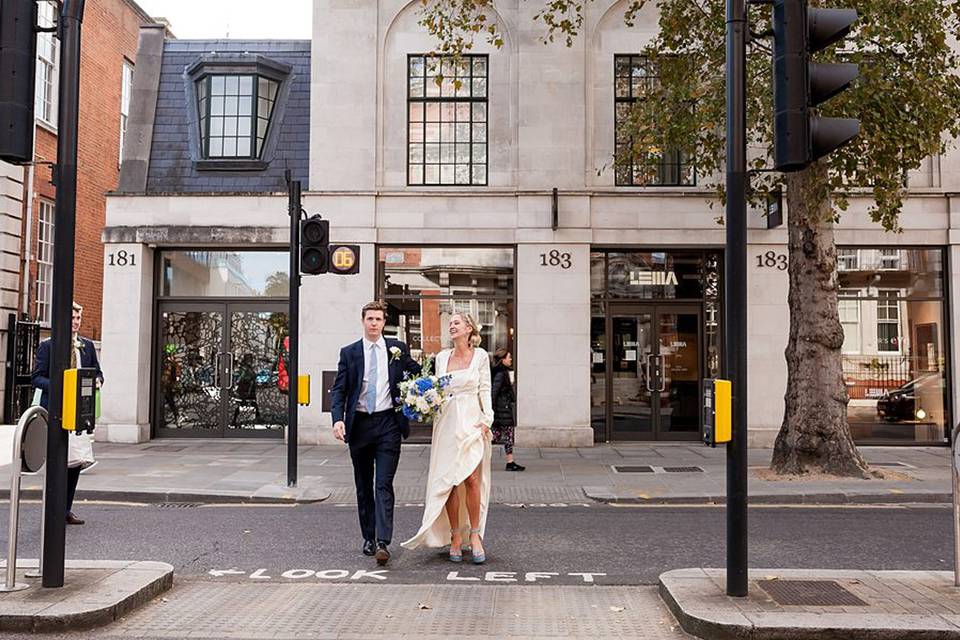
[401,347,493,549]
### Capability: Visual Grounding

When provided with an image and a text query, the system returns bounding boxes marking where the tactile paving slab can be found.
[102,582,692,639]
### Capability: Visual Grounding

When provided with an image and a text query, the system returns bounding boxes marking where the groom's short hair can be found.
[361,301,387,319]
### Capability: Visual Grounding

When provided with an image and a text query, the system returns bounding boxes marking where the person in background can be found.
[231,353,262,426]
[31,302,103,525]
[491,348,524,471]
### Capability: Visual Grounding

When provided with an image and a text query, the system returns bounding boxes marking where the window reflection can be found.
[380,247,513,298]
[837,248,943,298]
[838,248,948,443]
[159,251,289,298]
[379,247,515,361]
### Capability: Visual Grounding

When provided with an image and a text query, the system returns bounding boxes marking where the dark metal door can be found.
[155,302,288,438]
[606,305,702,441]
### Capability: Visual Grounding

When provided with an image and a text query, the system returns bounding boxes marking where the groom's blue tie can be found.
[365,343,378,413]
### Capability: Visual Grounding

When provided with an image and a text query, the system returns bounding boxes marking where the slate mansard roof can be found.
[146,39,310,193]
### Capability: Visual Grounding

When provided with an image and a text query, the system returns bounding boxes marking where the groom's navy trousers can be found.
[349,409,402,545]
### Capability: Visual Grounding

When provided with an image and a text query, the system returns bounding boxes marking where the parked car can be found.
[876,374,940,422]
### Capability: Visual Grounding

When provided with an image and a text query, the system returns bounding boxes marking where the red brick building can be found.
[0,0,154,420]
[23,0,152,339]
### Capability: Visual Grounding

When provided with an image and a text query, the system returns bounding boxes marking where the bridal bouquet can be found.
[396,357,452,423]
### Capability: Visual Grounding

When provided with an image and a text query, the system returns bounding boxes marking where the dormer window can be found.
[185,54,292,171]
[197,74,278,159]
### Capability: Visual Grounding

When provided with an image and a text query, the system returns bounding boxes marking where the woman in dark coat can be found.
[491,348,524,471]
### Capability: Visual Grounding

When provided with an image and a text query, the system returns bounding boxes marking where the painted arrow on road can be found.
[208,569,246,577]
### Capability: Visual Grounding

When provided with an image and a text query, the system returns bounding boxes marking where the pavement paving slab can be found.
[0,438,950,506]
[660,567,960,640]
[0,559,172,632]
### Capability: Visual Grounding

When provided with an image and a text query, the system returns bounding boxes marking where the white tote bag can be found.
[67,432,96,470]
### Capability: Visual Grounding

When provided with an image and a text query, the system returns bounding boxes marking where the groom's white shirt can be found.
[357,336,392,413]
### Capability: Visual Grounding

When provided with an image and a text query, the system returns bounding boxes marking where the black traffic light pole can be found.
[725,0,749,598]
[43,0,85,589]
[286,172,300,487]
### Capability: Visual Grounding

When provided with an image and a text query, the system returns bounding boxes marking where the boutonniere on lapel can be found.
[389,346,402,363]
[74,338,83,351]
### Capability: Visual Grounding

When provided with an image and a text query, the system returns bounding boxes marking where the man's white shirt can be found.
[357,336,392,413]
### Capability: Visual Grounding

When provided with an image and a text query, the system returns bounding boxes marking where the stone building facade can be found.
[101,1,958,448]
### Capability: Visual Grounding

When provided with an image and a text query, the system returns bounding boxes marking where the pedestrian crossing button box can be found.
[703,378,732,446]
[62,367,97,434]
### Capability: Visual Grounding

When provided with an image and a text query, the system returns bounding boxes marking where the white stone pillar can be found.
[298,243,376,444]
[746,237,790,448]
[515,243,592,447]
[310,0,378,191]
[99,243,153,442]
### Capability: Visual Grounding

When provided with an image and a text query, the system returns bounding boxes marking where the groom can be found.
[330,301,421,565]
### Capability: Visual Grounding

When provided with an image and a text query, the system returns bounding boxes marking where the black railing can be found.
[4,314,40,423]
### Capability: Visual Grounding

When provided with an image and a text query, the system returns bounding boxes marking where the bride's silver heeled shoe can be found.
[469,528,485,564]
[449,528,463,563]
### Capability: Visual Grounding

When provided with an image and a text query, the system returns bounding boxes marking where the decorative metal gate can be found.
[4,314,41,424]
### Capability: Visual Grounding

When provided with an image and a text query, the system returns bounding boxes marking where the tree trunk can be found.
[770,160,870,477]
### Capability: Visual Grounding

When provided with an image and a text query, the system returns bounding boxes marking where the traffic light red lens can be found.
[302,221,326,244]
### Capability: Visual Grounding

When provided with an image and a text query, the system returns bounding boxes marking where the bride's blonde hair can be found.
[451,311,483,348]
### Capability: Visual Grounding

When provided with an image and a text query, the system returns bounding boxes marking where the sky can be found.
[134,0,312,39]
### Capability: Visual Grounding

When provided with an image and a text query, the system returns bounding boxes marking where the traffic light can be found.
[300,215,329,275]
[0,0,39,164]
[773,0,859,172]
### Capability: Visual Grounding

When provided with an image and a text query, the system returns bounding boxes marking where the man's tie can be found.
[365,343,378,413]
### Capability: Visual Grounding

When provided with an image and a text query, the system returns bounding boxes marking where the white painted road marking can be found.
[446,571,606,584]
[207,569,245,577]
[207,568,607,584]
[208,568,389,582]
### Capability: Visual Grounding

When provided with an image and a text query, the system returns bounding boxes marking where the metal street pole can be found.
[42,0,85,589]
[725,0,749,598]
[286,173,300,487]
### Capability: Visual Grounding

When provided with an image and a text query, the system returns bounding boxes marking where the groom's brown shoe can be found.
[375,543,390,566]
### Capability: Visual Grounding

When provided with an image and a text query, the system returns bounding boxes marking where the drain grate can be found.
[156,502,201,509]
[759,580,868,606]
[143,445,187,453]
[662,466,704,473]
[612,465,655,473]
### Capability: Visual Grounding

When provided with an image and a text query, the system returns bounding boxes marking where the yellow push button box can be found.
[297,374,310,406]
[62,367,97,434]
[703,378,732,446]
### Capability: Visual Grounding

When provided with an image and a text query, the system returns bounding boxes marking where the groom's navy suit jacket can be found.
[330,338,421,443]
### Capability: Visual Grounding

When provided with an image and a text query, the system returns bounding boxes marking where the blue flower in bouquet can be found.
[395,355,451,423]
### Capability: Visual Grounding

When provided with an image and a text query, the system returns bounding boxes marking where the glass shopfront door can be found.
[606,305,702,440]
[155,302,289,438]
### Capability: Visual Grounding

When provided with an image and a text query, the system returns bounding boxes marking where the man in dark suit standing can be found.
[330,301,420,566]
[31,302,104,525]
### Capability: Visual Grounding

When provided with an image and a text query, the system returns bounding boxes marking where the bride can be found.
[401,312,493,564]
